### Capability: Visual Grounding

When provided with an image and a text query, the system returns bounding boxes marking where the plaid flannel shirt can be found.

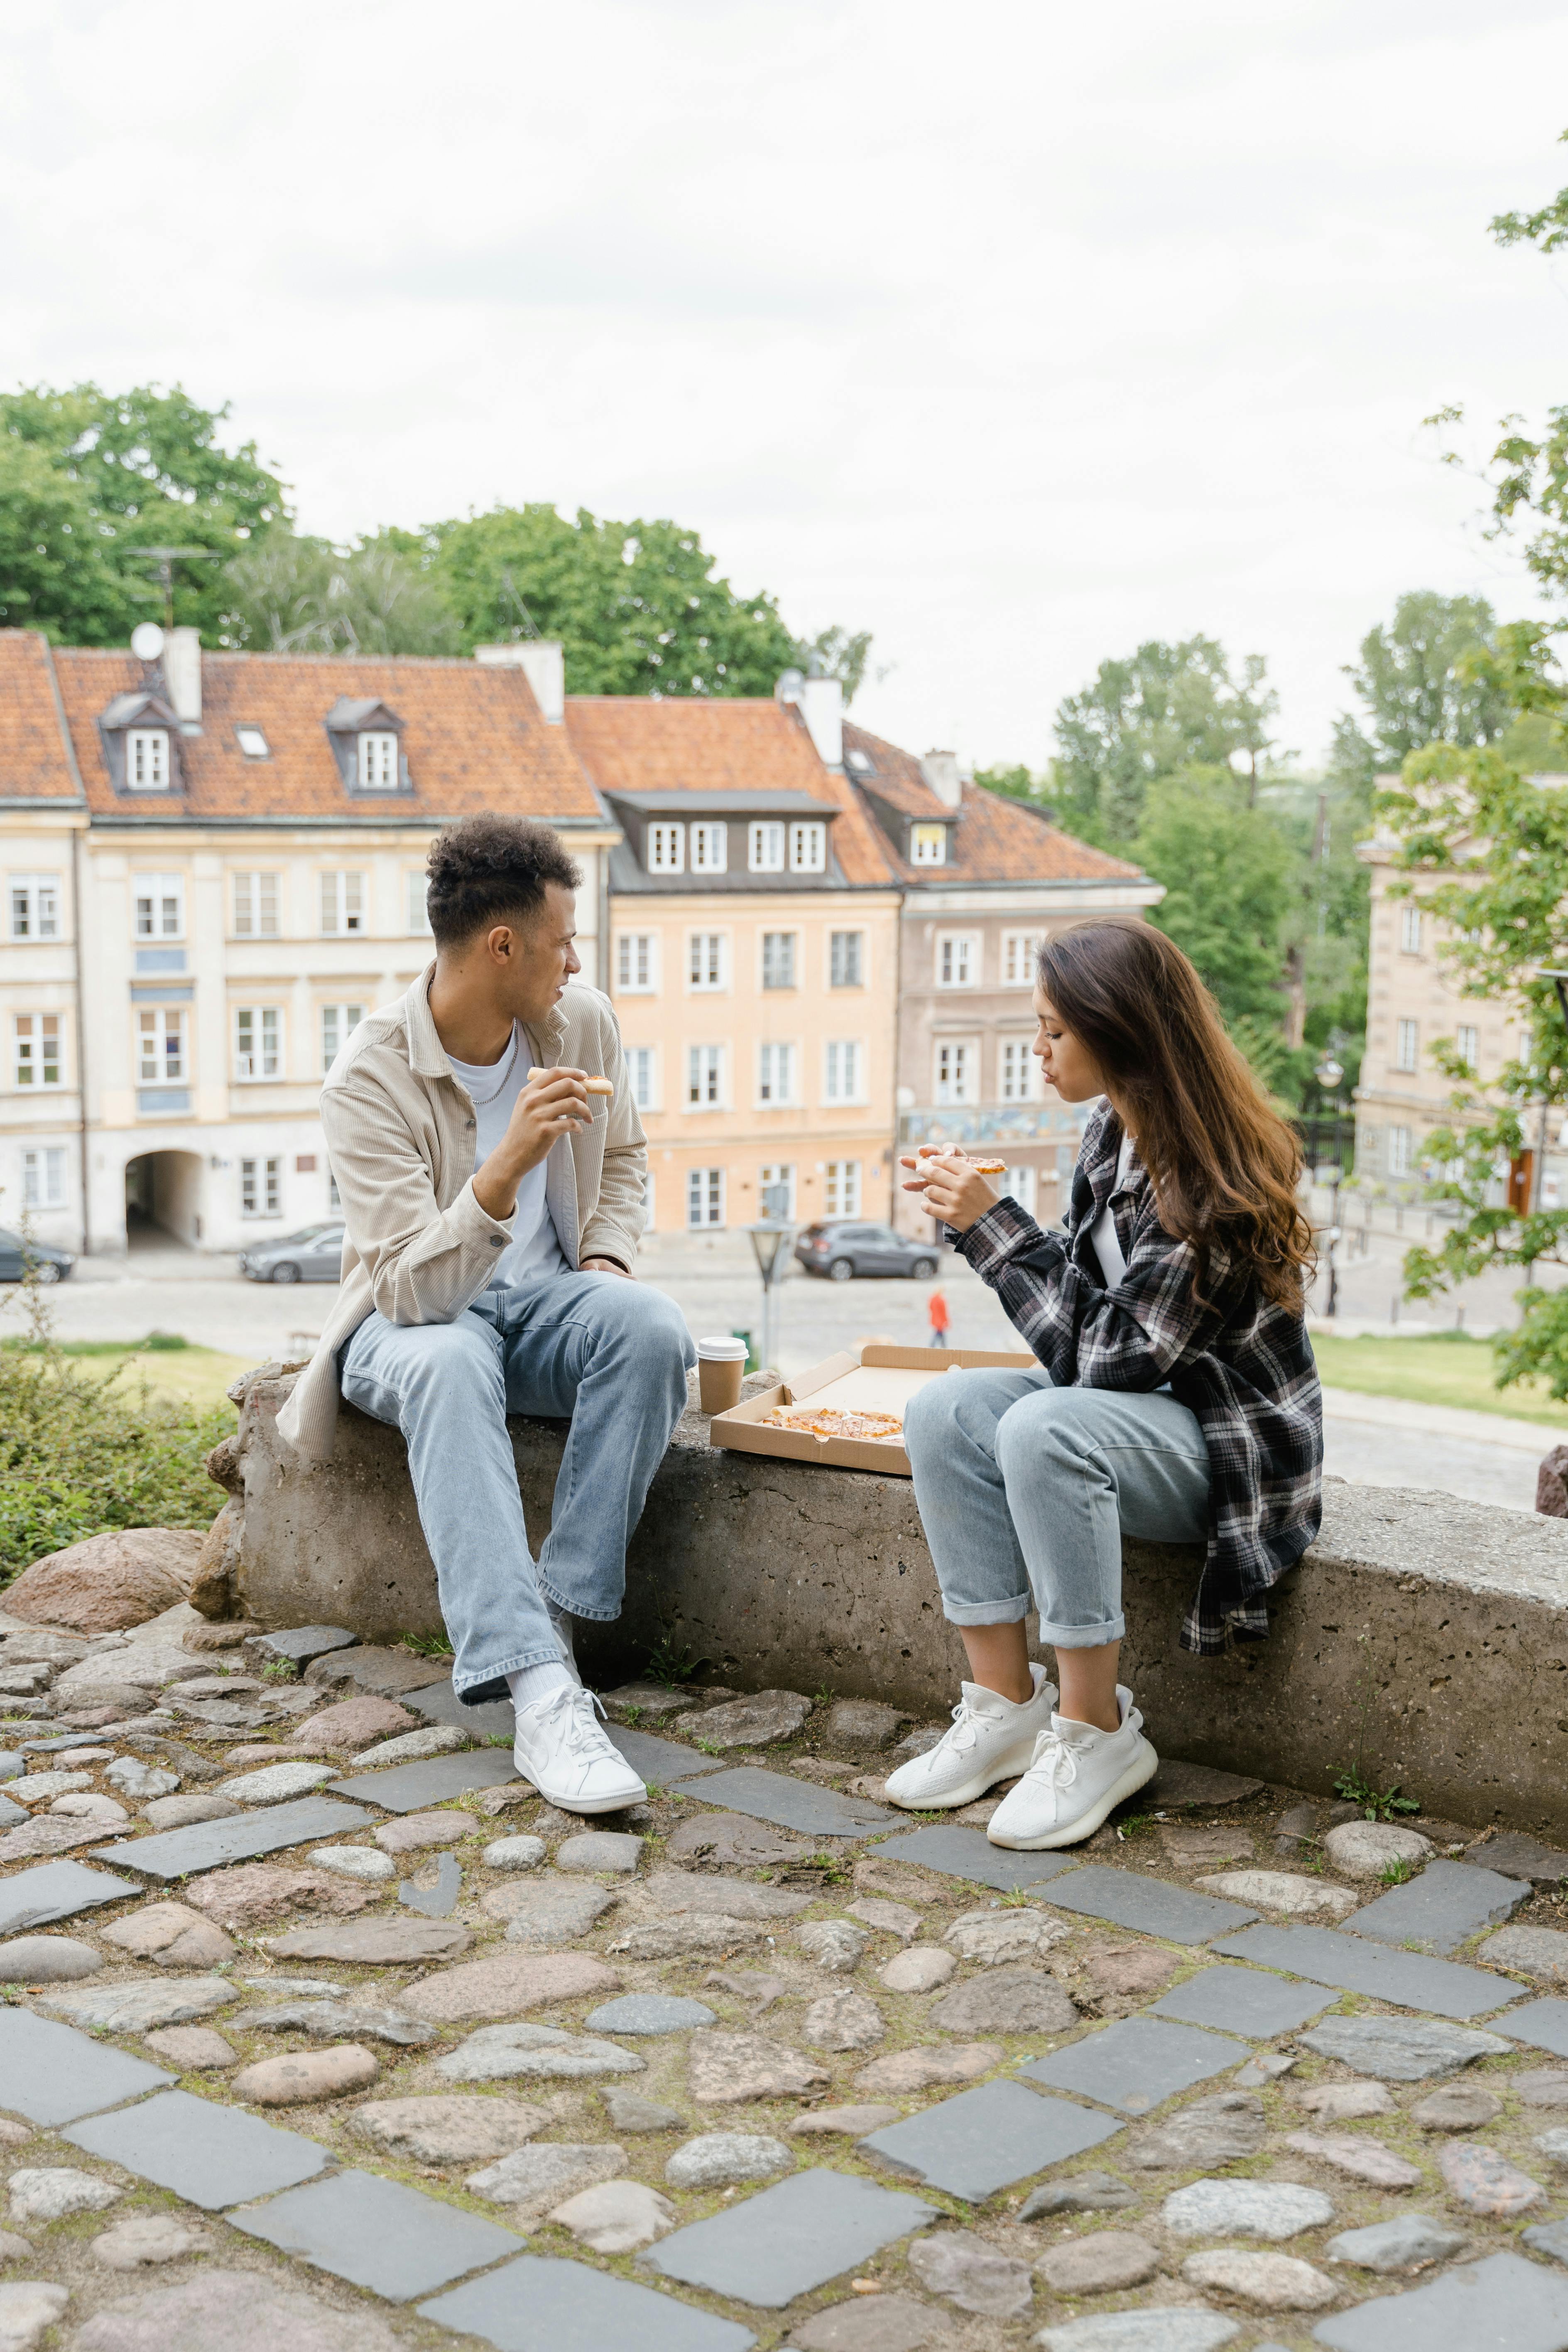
[951,1100,1322,1654]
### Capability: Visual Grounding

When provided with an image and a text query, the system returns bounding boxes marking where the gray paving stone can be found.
[1298,2015,1512,2080]
[1022,2014,1250,2114]
[610,1726,728,1784]
[1149,1964,1333,2040]
[1210,1923,1524,2020]
[644,2166,934,2308]
[0,1796,23,1829]
[233,2167,521,2299]
[0,2009,172,2125]
[1523,2217,1568,2265]
[399,1853,462,1916]
[1040,1864,1259,1944]
[1466,1832,1568,1888]
[867,1826,1078,1892]
[420,2255,756,2351]
[65,2086,328,2207]
[1311,2248,1568,2350]
[1036,2318,1241,2352]
[1324,2214,1468,2272]
[90,1795,374,1880]
[252,1626,359,1666]
[1496,1997,1568,2059]
[39,1976,234,2033]
[586,1995,718,2035]
[860,2076,1121,2200]
[0,1752,22,1779]
[328,1750,519,1811]
[407,1679,514,1742]
[680,1767,892,1838]
[1341,1859,1531,1955]
[0,1860,139,1934]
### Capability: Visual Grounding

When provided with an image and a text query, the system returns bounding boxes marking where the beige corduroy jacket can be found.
[275,963,647,1463]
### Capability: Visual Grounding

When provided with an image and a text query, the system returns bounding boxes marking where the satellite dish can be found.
[130,622,165,661]
[775,668,806,705]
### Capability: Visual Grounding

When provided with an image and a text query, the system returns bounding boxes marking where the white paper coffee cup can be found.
[697,1334,748,1415]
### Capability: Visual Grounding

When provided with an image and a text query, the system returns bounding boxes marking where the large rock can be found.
[930,1968,1078,2037]
[91,2216,210,2270]
[232,2045,380,2104]
[101,1904,235,1970]
[0,2282,68,2350]
[1127,2092,1266,2171]
[436,2024,644,2084]
[0,1937,103,1983]
[943,1909,1068,1966]
[1181,2249,1337,2310]
[37,1978,233,2034]
[666,2132,792,2190]
[1036,2232,1161,2294]
[804,1990,885,2051]
[798,1921,870,1973]
[1162,2179,1335,2239]
[641,1868,808,1921]
[824,1700,910,1751]
[466,2143,626,2215]
[350,2096,548,2163]
[1321,1820,1433,1879]
[689,2031,831,2103]
[399,1950,619,2022]
[905,2230,1033,2318]
[854,2043,1001,2096]
[4,1531,204,1635]
[8,2168,121,2224]
[1195,1870,1358,1919]
[181,1865,372,1929]
[675,1690,812,1747]
[550,2178,674,2254]
[481,1879,616,1945]
[665,1812,811,1866]
[292,1696,418,1751]
[268,1919,469,1967]
[70,2268,402,2352]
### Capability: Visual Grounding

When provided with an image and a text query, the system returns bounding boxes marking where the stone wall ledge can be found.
[225,1367,1568,1837]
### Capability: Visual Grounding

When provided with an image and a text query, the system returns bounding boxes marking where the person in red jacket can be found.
[927,1285,950,1346]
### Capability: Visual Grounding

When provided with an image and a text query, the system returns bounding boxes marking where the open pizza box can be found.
[709,1341,1036,1477]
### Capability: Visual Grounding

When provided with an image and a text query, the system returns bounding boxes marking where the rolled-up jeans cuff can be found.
[1038,1613,1126,1649]
[942,1595,1031,1627]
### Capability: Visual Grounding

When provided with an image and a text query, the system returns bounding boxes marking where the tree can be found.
[973,762,1052,807]
[794,626,877,705]
[0,383,288,643]
[220,533,460,657]
[1336,590,1512,773]
[1135,769,1298,1036]
[1053,637,1279,846]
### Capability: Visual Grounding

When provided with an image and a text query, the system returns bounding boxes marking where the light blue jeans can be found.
[339,1273,696,1706]
[904,1367,1211,1649]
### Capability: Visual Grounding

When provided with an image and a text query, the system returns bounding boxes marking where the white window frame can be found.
[407,872,432,936]
[1456,1024,1480,1071]
[648,822,686,875]
[757,1039,796,1106]
[789,820,827,874]
[1002,929,1041,987]
[357,731,399,791]
[133,874,184,941]
[824,1159,861,1218]
[829,929,863,988]
[235,724,270,759]
[136,1004,186,1084]
[22,1147,66,1209]
[749,821,786,874]
[911,822,946,866]
[8,874,60,941]
[1399,903,1423,954]
[935,1038,975,1105]
[687,1166,725,1229]
[824,1038,864,1105]
[1389,1125,1413,1176]
[1000,1037,1041,1103]
[1395,1018,1419,1075]
[320,871,365,935]
[626,1044,658,1112]
[232,872,279,939]
[1002,1165,1038,1215]
[233,1005,282,1082]
[936,931,980,989]
[320,1002,365,1075]
[126,728,171,791]
[240,1155,281,1218]
[686,1044,725,1109]
[688,931,728,992]
[14,1013,61,1089]
[617,933,657,993]
[758,1161,796,1218]
[761,931,797,991]
[690,821,728,873]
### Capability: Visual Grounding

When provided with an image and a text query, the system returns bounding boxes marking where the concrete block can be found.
[420,2255,756,2350]
[232,2168,521,2299]
[65,2087,329,2206]
[0,2009,172,2124]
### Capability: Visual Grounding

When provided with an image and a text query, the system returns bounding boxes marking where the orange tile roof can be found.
[567,696,897,887]
[49,645,604,824]
[843,722,1145,887]
[0,632,84,803]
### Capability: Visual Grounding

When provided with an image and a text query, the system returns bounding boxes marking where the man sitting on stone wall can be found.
[276,814,694,1814]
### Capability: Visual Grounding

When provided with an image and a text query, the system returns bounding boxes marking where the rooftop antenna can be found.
[127,545,224,631]
[499,569,543,642]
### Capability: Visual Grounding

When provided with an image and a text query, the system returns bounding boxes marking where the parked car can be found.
[794,1220,938,1282]
[238,1223,345,1284]
[0,1228,74,1284]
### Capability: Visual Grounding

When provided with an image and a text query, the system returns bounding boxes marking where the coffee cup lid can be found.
[697,1335,749,1358]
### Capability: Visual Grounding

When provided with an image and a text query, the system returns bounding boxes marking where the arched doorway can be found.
[124,1151,205,1250]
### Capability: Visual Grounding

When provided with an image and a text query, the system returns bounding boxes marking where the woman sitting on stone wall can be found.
[885,917,1323,1849]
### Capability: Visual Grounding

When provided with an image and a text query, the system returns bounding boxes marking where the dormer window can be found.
[691,822,727,872]
[789,821,826,873]
[99,689,185,796]
[647,823,685,874]
[749,822,786,873]
[358,731,399,791]
[911,823,947,865]
[324,697,409,794]
[845,747,875,774]
[127,730,171,791]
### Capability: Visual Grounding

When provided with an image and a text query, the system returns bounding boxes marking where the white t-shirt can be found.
[1089,1131,1137,1289]
[447,1024,567,1290]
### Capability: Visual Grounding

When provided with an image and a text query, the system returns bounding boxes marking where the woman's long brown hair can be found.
[1037,919,1315,1310]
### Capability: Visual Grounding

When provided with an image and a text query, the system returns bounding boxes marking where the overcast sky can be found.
[6,0,1568,772]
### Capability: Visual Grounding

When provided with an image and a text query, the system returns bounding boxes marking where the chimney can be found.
[800,675,843,770]
[920,749,963,810]
[163,627,202,729]
[475,641,564,724]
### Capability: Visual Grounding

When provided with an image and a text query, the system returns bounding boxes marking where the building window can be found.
[824,1159,861,1218]
[137,1006,186,1083]
[235,724,270,759]
[749,821,786,873]
[687,1166,725,1228]
[1002,930,1040,987]
[758,1041,796,1105]
[824,1039,863,1103]
[691,822,728,873]
[936,932,978,988]
[320,872,365,935]
[321,1003,365,1073]
[232,872,279,938]
[830,929,863,988]
[126,728,171,791]
[9,875,60,941]
[234,1007,282,1081]
[789,821,827,874]
[687,1045,724,1107]
[22,1148,66,1209]
[240,1156,281,1218]
[626,1045,657,1111]
[647,823,685,875]
[688,932,727,991]
[617,934,655,992]
[1395,1019,1419,1074]
[1000,1039,1039,1102]
[1002,1165,1037,1215]
[1389,1125,1413,1176]
[14,1014,60,1089]
[134,875,184,940]
[911,823,946,865]
[758,1162,796,1218]
[407,872,432,935]
[1400,904,1423,954]
[935,1040,973,1104]
[357,731,399,790]
[762,932,797,990]
[1456,1024,1480,1071]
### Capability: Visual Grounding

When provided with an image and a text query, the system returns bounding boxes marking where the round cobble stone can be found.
[666,2132,792,2190]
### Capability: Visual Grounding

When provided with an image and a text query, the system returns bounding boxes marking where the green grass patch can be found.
[1309,1330,1568,1429]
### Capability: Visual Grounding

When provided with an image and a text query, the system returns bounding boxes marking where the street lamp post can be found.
[747,1191,794,1377]
[1313,1055,1345,1320]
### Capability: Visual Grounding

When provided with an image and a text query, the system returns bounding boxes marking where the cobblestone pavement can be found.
[6,1614,1568,2350]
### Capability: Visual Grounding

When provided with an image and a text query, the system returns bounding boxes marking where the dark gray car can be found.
[238,1223,344,1284]
[0,1227,74,1284]
[794,1220,938,1282]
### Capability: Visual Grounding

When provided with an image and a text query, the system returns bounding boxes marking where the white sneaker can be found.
[883,1663,1058,1812]
[985,1686,1156,1850]
[512,1684,646,1814]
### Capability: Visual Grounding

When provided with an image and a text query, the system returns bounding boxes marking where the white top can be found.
[1089,1131,1137,1289]
[447,1023,567,1289]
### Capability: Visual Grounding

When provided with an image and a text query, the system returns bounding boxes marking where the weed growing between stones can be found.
[1335,1766,1421,1820]
[260,1660,300,1684]
[1380,1857,1417,1886]
[398,1629,455,1658]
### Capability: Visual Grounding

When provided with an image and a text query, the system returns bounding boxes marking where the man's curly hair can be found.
[424,815,582,947]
